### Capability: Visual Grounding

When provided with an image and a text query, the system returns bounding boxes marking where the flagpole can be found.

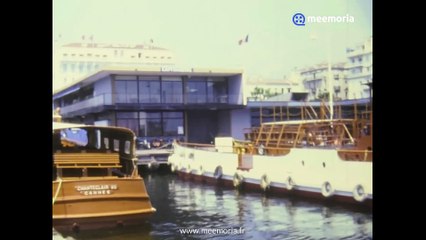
[310,31,333,121]
[327,33,333,121]
[327,33,334,121]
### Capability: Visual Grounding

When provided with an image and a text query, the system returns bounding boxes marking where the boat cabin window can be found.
[113,139,120,151]
[124,140,131,154]
[60,128,88,147]
[104,138,109,149]
[95,130,101,149]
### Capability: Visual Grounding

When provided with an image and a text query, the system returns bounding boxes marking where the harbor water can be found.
[53,171,372,239]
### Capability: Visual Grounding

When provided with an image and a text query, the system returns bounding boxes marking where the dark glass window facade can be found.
[162,77,183,103]
[115,111,184,138]
[115,76,138,103]
[207,78,227,103]
[114,75,228,105]
[139,112,162,137]
[139,76,161,103]
[116,112,139,134]
[186,77,228,104]
[187,77,207,103]
[139,112,184,137]
[162,112,184,136]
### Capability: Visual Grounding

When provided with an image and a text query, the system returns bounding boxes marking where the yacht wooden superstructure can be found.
[52,121,156,232]
[168,102,372,207]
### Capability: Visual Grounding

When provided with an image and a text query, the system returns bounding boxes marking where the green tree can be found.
[251,87,279,99]
[317,92,329,101]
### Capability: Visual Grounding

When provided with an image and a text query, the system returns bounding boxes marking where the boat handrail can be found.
[54,152,122,169]
[337,149,372,162]
[178,142,215,148]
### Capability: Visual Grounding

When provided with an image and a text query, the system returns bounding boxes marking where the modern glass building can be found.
[53,67,248,143]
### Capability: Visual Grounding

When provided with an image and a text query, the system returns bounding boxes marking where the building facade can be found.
[245,75,301,101]
[299,37,373,100]
[300,62,346,101]
[345,37,373,99]
[53,67,248,143]
[53,41,176,91]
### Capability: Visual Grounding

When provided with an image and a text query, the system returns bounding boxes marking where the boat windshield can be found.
[53,125,138,180]
[60,128,88,146]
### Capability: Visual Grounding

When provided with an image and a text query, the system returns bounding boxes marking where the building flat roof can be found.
[53,67,243,95]
[62,42,168,50]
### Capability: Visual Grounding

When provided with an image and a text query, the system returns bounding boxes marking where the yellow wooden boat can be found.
[52,121,156,232]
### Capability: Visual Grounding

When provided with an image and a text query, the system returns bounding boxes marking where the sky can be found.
[53,0,372,80]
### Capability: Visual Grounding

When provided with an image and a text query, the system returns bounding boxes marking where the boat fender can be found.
[116,220,124,228]
[233,172,244,187]
[260,174,270,190]
[72,222,80,233]
[258,144,265,155]
[286,176,295,190]
[187,164,192,173]
[199,165,204,175]
[321,181,334,198]
[353,184,367,202]
[214,166,223,179]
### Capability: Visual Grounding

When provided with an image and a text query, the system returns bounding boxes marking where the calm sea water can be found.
[53,172,372,240]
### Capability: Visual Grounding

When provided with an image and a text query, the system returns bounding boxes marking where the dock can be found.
[136,148,173,169]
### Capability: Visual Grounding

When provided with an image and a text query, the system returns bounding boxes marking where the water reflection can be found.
[54,173,372,239]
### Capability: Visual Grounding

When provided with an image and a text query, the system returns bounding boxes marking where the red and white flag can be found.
[238,34,249,45]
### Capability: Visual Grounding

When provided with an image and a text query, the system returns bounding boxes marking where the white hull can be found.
[168,143,372,207]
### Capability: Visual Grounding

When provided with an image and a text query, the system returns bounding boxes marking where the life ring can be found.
[353,184,367,202]
[321,181,334,198]
[286,176,295,190]
[258,144,265,155]
[213,166,223,179]
[260,174,270,190]
[72,222,80,233]
[233,173,244,187]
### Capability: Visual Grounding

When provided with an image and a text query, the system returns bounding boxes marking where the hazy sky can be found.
[53,0,372,79]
